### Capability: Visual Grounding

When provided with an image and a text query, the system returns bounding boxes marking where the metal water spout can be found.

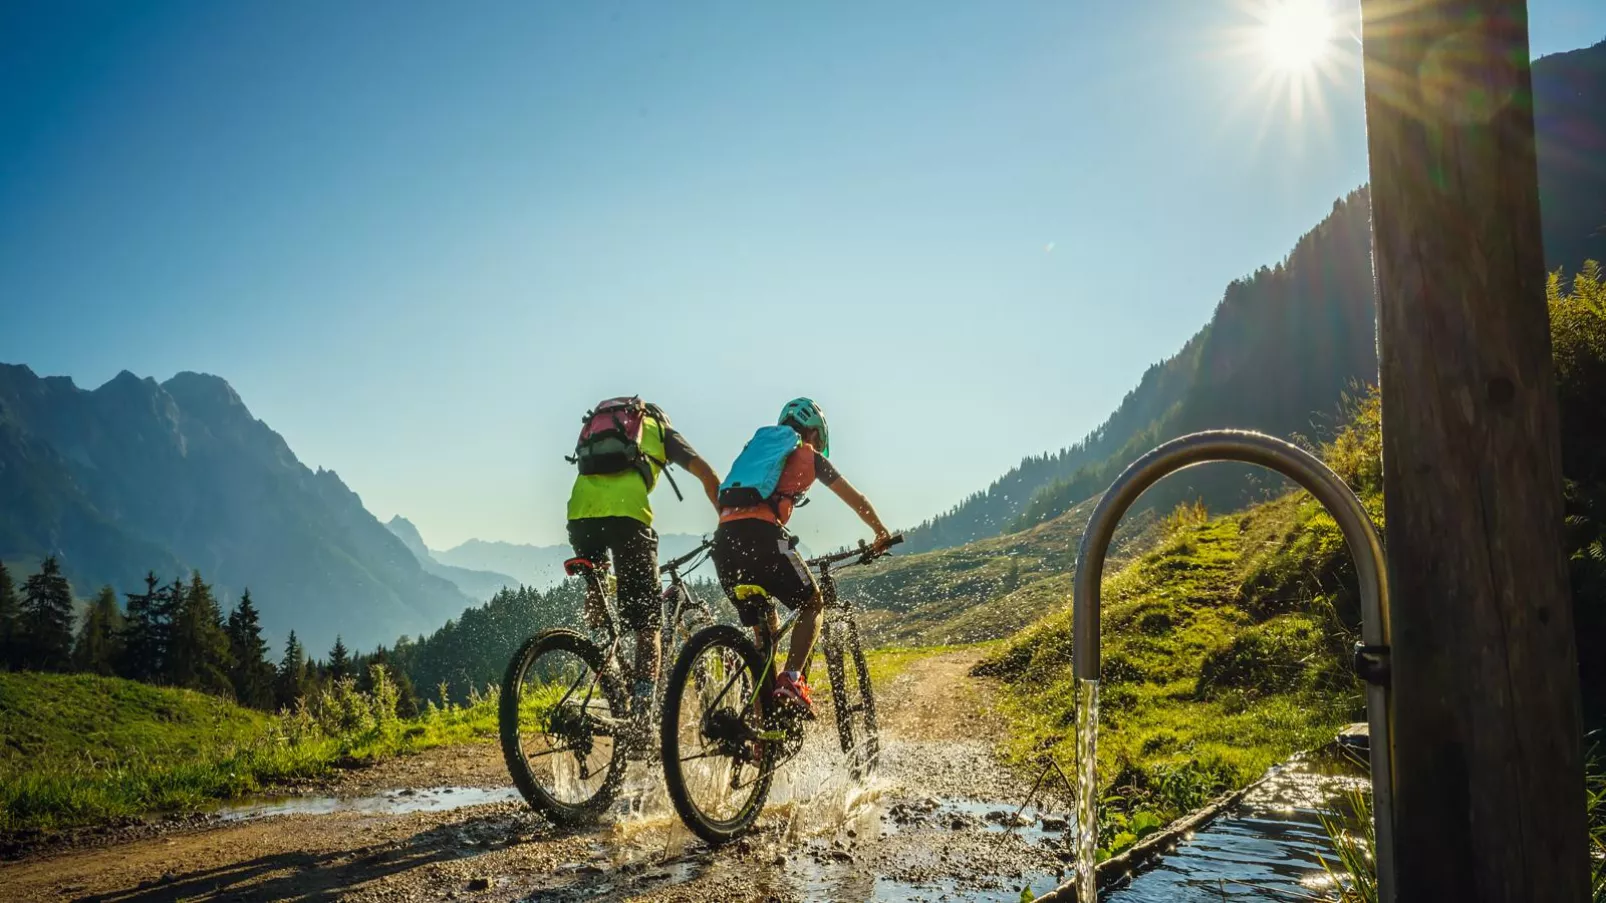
[1066,430,1396,903]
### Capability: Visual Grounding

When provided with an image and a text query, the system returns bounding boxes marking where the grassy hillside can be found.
[842,493,1159,647]
[0,670,498,835]
[0,672,273,775]
[978,400,1382,859]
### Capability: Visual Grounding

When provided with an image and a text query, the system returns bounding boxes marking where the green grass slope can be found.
[0,672,272,775]
[842,492,1159,647]
[0,670,499,836]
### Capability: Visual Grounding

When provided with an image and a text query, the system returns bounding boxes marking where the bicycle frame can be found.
[577,540,716,680]
[540,540,719,747]
[701,538,898,747]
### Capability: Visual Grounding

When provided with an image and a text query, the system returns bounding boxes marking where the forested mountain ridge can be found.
[0,365,472,653]
[902,188,1372,551]
[903,39,1606,554]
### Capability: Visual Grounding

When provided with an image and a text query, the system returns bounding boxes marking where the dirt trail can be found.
[0,650,1074,903]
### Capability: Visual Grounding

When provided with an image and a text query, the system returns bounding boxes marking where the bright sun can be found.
[1261,0,1335,71]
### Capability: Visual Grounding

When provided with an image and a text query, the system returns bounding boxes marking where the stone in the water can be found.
[1040,815,1069,831]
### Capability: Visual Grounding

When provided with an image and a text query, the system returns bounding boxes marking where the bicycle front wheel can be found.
[660,624,775,845]
[499,629,629,825]
[823,614,880,781]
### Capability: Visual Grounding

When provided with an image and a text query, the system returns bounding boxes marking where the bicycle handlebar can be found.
[661,537,715,572]
[805,533,904,569]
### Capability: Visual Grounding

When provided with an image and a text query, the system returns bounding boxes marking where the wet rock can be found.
[985,810,1009,823]
[828,849,853,862]
[398,788,418,796]
[1040,816,1069,832]
[772,854,787,866]
[466,877,491,891]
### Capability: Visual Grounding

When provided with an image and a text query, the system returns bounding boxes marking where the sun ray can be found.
[1198,0,1359,156]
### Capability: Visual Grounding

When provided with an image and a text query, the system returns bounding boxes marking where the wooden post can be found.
[1359,1,1589,899]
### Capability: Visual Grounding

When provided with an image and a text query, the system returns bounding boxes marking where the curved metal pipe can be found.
[1072,430,1395,903]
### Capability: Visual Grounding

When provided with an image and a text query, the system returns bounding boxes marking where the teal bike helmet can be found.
[778,397,829,458]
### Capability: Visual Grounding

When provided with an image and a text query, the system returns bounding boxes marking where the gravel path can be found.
[0,650,1075,902]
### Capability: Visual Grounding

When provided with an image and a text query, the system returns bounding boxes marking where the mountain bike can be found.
[659,534,903,845]
[499,538,718,825]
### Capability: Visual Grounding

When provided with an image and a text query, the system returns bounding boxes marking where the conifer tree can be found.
[166,571,233,696]
[19,557,75,672]
[72,585,125,675]
[225,590,275,709]
[276,631,309,709]
[360,645,419,718]
[0,561,19,670]
[327,636,351,682]
[119,572,169,682]
[388,637,421,717]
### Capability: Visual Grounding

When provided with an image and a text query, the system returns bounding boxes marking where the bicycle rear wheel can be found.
[499,629,629,825]
[660,624,775,845]
[823,614,880,781]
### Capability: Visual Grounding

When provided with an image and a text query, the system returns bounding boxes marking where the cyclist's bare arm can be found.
[827,475,892,547]
[682,453,723,512]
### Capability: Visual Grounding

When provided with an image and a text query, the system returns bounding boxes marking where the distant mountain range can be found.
[431,532,713,589]
[0,366,473,654]
[902,38,1606,554]
[382,516,518,602]
[0,358,735,654]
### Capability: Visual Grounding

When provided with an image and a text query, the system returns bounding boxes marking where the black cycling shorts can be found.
[567,516,660,631]
[711,518,819,627]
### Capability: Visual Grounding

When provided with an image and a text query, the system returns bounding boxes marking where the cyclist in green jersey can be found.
[565,397,721,747]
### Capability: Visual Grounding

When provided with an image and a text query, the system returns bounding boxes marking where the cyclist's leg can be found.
[769,543,823,675]
[566,518,611,630]
[783,592,825,674]
[608,517,662,688]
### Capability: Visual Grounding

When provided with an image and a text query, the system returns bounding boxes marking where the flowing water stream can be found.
[1075,677,1101,901]
[1105,752,1371,902]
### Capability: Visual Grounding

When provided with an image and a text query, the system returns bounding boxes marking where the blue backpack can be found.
[718,425,802,509]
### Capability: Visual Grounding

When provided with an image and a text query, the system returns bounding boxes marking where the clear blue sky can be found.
[3,1,1603,551]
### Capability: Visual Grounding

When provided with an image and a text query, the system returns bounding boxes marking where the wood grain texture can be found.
[1359,0,1589,899]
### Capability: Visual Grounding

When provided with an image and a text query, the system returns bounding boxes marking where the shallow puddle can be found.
[213,785,521,821]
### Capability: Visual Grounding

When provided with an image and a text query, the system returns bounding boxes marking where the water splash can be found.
[596,731,892,864]
[1075,678,1100,903]
[767,735,892,841]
